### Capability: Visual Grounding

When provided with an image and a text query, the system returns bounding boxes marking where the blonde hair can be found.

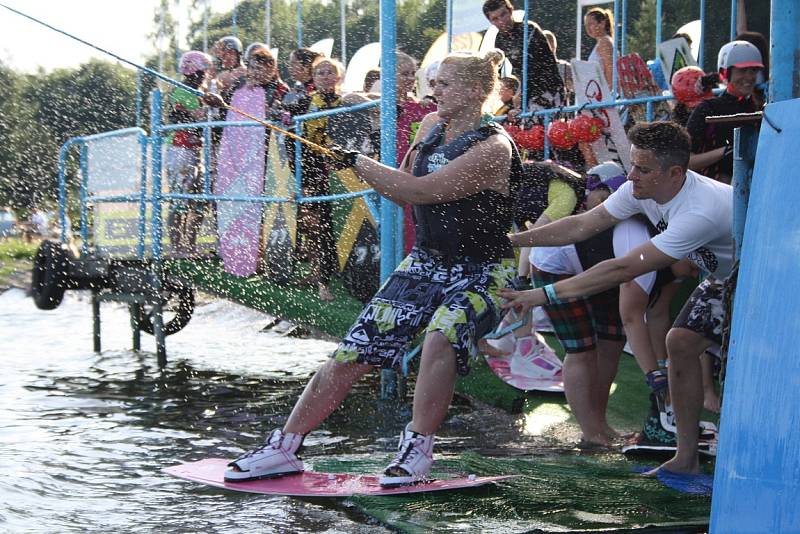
[311,56,345,78]
[440,48,505,101]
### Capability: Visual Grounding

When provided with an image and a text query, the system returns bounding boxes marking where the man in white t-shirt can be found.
[501,121,733,477]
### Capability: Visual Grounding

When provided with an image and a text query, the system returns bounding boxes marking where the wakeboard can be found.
[163,458,513,497]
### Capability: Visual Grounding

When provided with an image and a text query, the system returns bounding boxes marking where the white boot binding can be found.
[379,424,434,487]
[224,429,305,482]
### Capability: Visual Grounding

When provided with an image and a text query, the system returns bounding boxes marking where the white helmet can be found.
[179,51,212,75]
[717,40,764,74]
[585,161,626,194]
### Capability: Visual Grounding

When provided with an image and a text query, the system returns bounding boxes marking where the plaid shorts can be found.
[332,247,516,375]
[532,270,626,353]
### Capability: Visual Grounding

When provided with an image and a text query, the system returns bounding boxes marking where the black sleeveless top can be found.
[411,121,516,261]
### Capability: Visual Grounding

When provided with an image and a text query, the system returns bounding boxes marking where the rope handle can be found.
[206,92,336,158]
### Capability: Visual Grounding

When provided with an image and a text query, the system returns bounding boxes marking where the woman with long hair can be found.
[584,7,616,89]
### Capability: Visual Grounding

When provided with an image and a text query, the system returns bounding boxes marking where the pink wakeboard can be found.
[484,334,564,393]
[163,458,513,497]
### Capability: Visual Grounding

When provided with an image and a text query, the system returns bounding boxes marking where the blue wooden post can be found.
[769,0,800,102]
[709,11,800,530]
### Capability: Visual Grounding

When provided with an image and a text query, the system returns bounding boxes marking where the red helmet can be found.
[547,120,576,150]
[671,66,712,107]
[569,114,603,143]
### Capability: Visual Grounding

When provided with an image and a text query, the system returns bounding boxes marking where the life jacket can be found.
[411,121,518,261]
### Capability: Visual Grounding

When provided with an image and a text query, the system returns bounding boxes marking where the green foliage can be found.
[0,237,37,260]
[0,59,138,211]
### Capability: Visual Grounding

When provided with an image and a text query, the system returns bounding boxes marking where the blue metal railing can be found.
[57,128,149,257]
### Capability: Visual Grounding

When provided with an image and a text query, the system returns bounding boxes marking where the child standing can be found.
[166,51,211,254]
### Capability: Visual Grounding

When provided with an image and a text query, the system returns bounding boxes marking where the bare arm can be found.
[498,241,678,314]
[689,146,726,172]
[350,120,511,205]
[509,204,620,247]
[597,37,615,90]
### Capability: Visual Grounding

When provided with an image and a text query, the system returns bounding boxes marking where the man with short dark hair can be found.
[501,121,734,477]
[482,0,565,111]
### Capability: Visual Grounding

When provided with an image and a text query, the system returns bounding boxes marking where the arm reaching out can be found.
[509,203,620,247]
[498,241,677,316]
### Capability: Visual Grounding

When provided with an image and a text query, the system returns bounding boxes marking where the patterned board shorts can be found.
[673,277,726,345]
[332,247,516,375]
[532,270,626,354]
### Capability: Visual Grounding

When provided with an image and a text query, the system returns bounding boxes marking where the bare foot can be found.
[642,456,700,477]
[703,392,721,414]
[318,283,335,302]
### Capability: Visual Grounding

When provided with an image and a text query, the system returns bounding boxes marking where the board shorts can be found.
[672,277,726,345]
[532,270,626,354]
[332,246,516,375]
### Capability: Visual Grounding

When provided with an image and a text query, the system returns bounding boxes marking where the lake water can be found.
[0,288,527,533]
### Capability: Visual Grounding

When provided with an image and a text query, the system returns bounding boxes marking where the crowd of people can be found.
[161,0,767,489]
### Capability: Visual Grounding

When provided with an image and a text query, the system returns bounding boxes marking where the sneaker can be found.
[379,424,434,487]
[509,335,562,378]
[224,429,304,482]
[659,406,718,442]
[623,394,717,457]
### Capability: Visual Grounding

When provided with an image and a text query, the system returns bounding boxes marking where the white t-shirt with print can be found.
[602,170,733,280]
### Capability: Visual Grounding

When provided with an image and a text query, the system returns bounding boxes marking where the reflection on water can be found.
[0,288,523,533]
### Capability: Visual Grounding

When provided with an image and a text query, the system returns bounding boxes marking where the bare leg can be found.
[619,281,658,374]
[284,359,372,435]
[410,331,458,435]
[645,280,683,364]
[595,338,624,437]
[648,327,711,475]
[701,352,721,413]
[562,350,610,445]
